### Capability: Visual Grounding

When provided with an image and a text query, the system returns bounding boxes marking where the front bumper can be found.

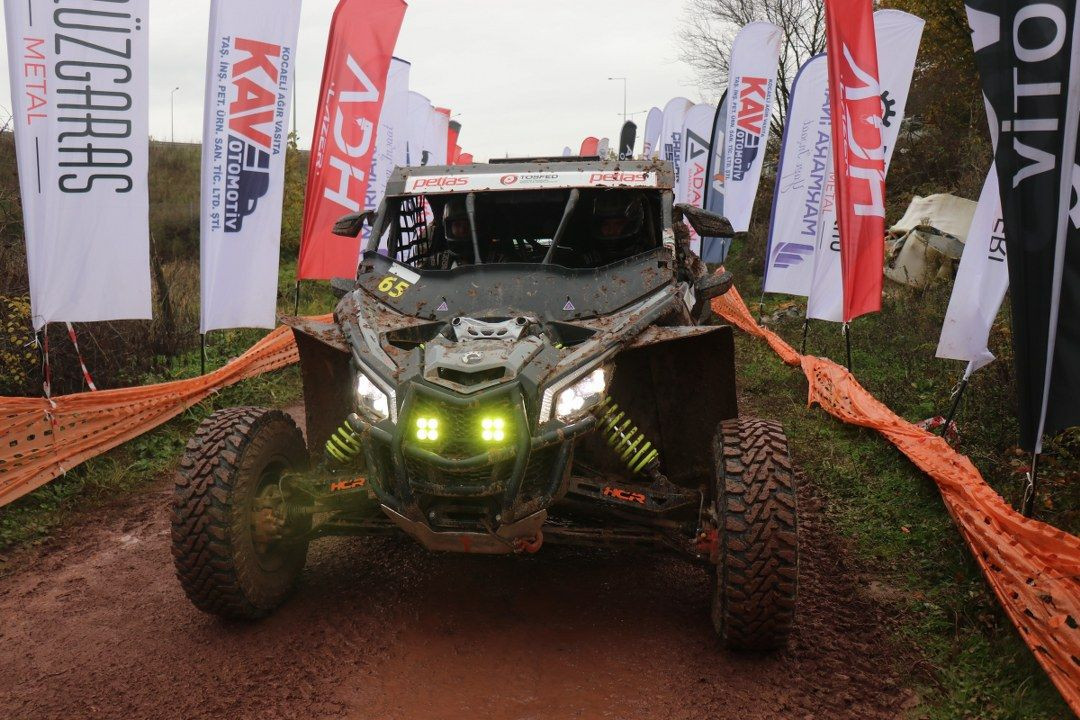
[348,379,596,538]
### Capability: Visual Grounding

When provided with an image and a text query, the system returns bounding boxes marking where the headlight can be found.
[356,372,391,421]
[545,367,609,422]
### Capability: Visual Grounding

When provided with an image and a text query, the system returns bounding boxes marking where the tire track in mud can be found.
[0,476,913,720]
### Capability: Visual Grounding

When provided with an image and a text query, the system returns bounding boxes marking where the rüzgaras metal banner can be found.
[296,0,407,281]
[966,0,1080,451]
[823,0,887,322]
[723,22,782,233]
[4,0,151,330]
[199,0,301,332]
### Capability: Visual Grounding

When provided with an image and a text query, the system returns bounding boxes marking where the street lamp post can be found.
[608,77,627,126]
[170,86,181,142]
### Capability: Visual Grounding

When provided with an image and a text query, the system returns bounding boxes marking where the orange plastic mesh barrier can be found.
[713,285,1080,713]
[0,318,330,506]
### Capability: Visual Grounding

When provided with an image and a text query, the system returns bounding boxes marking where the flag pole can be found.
[1022,451,1040,518]
[293,280,301,316]
[941,362,974,437]
[843,322,853,373]
[800,319,811,356]
[200,333,207,376]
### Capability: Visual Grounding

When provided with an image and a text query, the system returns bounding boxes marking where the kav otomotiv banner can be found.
[4,0,152,331]
[297,0,407,281]
[701,92,731,263]
[199,0,301,332]
[936,164,1008,375]
[807,9,923,321]
[824,0,887,322]
[723,22,782,233]
[642,106,662,158]
[763,55,830,297]
[966,0,1080,451]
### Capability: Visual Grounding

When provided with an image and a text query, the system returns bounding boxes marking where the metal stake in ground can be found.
[200,333,207,376]
[843,322,853,373]
[801,319,811,356]
[1022,451,1040,518]
[941,362,974,438]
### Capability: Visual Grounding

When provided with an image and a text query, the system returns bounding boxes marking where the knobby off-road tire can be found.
[712,417,798,651]
[171,407,310,620]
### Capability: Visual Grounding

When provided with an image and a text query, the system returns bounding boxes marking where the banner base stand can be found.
[1022,451,1040,518]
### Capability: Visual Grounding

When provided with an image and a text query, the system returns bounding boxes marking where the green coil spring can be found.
[595,397,660,475]
[325,420,363,464]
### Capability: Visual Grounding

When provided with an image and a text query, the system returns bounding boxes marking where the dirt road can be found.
[1,470,913,720]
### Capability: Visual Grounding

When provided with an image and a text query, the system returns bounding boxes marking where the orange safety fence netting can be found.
[713,285,1080,714]
[0,317,330,506]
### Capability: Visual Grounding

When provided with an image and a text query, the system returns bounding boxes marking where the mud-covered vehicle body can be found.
[171,158,798,649]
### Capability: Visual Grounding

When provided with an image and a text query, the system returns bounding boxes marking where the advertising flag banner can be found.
[823,0,887,322]
[448,118,461,163]
[807,8,923,321]
[723,22,782,233]
[965,0,1080,450]
[364,57,410,248]
[642,106,663,158]
[296,0,407,281]
[4,0,151,331]
[678,104,716,255]
[763,55,831,296]
[619,121,638,160]
[199,0,301,332]
[701,92,731,263]
[457,152,474,164]
[937,164,1008,372]
[562,146,573,157]
[427,106,450,166]
[597,137,611,157]
[405,92,433,165]
[580,136,600,156]
[660,97,693,192]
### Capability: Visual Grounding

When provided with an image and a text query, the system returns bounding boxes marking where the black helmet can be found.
[591,192,645,242]
[442,198,470,242]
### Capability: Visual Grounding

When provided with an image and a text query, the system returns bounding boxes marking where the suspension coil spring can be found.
[594,397,660,475]
[325,420,363,464]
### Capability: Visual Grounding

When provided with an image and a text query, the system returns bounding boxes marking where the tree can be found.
[678,0,826,134]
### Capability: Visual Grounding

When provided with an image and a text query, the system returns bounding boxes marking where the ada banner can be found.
[936,164,1008,374]
[808,8,922,321]
[580,136,600,156]
[679,104,716,254]
[5,0,151,330]
[763,55,831,296]
[701,92,731,263]
[823,0,887,322]
[966,0,1080,450]
[723,22,782,233]
[296,0,407,281]
[200,0,301,332]
[642,106,663,158]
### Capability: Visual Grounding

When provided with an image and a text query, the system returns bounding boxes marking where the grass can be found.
[725,240,1074,718]
[0,259,335,558]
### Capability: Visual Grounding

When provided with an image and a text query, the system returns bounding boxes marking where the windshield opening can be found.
[374,188,663,271]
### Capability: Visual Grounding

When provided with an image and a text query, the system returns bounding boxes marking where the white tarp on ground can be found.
[884,192,978,288]
[888,193,979,242]
[5,0,152,330]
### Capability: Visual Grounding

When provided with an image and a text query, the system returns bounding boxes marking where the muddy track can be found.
[1,472,913,719]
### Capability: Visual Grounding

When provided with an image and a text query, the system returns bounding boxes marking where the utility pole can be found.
[608,77,627,125]
[170,86,180,142]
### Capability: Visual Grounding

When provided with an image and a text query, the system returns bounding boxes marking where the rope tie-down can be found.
[711,284,1080,714]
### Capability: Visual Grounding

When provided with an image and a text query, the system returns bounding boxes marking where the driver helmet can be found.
[591,192,645,243]
[442,198,471,242]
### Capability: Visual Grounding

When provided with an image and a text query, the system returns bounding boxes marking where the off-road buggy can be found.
[171,158,798,650]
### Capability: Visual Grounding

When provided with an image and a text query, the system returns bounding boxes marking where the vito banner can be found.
[3,0,152,330]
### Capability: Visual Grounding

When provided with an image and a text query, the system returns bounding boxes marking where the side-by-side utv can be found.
[170,158,798,650]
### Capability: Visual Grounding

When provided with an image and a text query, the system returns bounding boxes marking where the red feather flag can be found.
[297,0,407,280]
[824,0,886,321]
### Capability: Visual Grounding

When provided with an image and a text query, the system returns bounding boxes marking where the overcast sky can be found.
[0,0,708,161]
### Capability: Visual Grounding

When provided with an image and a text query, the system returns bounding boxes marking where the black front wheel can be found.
[171,407,310,620]
[711,417,798,651]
